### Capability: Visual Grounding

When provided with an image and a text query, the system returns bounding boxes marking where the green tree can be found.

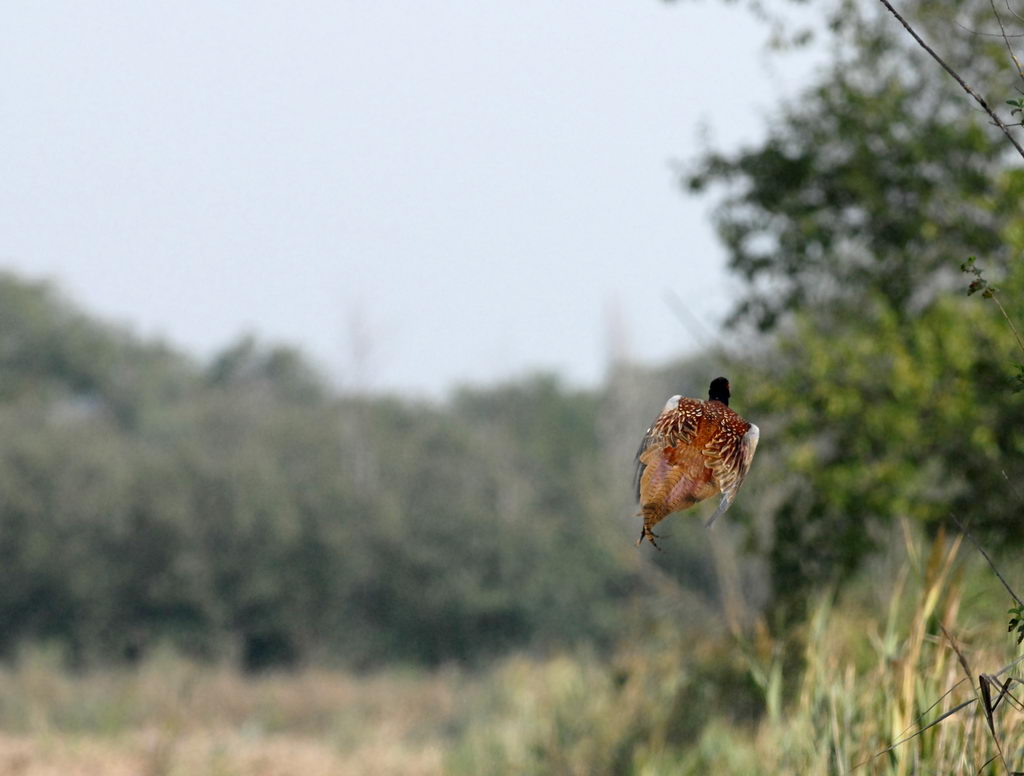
[686,0,1024,615]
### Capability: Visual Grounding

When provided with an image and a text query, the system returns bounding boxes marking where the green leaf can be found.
[1011,364,1024,393]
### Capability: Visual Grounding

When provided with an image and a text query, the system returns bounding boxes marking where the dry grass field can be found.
[0,653,461,776]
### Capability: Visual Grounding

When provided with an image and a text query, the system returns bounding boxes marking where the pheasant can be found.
[634,377,759,548]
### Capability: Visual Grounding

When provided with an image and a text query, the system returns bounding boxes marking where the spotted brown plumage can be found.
[633,377,759,548]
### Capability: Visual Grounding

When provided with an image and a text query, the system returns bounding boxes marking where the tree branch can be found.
[989,0,1024,83]
[875,0,1024,161]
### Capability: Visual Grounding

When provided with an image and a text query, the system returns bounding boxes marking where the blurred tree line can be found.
[0,274,694,670]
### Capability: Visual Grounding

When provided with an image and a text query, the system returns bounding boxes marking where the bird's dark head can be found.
[708,376,731,405]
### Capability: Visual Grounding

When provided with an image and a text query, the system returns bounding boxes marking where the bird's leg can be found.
[636,525,662,550]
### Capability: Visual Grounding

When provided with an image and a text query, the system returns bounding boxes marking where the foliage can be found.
[1008,604,1024,646]
[735,285,1024,614]
[685,0,1024,617]
[0,534,1020,775]
[449,531,1024,775]
[0,273,657,669]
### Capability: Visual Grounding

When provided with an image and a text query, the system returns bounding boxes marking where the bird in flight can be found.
[633,377,759,548]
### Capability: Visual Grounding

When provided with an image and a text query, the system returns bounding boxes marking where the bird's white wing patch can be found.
[705,423,759,527]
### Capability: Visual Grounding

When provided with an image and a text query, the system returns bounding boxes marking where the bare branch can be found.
[875,0,1024,161]
[1004,0,1024,27]
[953,20,1024,39]
[989,0,1024,82]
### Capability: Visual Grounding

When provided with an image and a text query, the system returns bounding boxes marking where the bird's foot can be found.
[636,526,662,550]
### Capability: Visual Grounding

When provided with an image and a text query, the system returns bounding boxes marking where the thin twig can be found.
[875,0,1024,161]
[990,0,1024,80]
[1004,0,1024,27]
[1001,469,1024,503]
[991,0,1024,86]
[954,20,1024,39]
[991,293,1024,358]
[951,513,1024,608]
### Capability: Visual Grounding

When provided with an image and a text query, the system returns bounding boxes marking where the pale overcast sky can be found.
[1,2,817,397]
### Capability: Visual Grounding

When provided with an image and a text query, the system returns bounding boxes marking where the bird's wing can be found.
[633,396,699,501]
[703,422,759,526]
[633,433,655,502]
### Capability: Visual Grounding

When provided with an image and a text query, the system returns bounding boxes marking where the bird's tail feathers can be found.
[704,493,732,528]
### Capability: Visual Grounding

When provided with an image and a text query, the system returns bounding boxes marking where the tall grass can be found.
[0,526,1020,775]
[448,525,1024,775]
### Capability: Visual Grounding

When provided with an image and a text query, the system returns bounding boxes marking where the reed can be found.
[449,526,1024,775]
